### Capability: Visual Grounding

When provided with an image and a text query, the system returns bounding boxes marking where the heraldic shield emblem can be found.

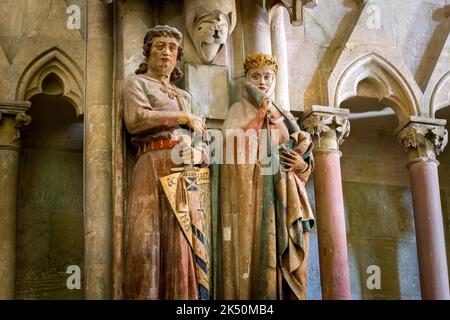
[160,167,212,299]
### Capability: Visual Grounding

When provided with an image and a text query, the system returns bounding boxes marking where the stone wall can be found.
[0,0,86,299]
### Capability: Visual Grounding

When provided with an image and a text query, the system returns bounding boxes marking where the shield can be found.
[160,167,212,299]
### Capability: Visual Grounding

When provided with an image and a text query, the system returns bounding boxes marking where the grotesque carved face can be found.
[246,66,276,95]
[192,12,230,64]
[148,35,180,77]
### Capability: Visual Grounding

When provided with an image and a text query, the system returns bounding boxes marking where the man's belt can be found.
[138,138,179,156]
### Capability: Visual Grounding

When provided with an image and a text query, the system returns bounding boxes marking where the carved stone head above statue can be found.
[185,0,236,64]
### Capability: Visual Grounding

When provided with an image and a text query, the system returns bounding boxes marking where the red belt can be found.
[138,138,179,156]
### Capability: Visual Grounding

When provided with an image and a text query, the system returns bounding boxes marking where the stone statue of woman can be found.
[220,53,315,299]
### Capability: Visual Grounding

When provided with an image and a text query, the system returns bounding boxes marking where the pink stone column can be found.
[398,121,450,300]
[409,160,450,300]
[409,162,450,300]
[303,106,352,300]
[313,151,352,300]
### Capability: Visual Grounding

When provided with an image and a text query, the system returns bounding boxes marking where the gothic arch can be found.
[15,47,84,116]
[329,52,422,124]
[429,71,450,116]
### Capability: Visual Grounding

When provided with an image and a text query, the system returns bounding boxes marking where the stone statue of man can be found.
[121,25,209,300]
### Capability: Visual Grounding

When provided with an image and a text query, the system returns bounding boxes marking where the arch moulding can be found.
[15,47,84,116]
[328,51,423,125]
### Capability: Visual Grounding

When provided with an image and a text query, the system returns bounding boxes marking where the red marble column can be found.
[303,106,352,300]
[409,160,450,300]
[398,121,450,300]
[313,150,352,300]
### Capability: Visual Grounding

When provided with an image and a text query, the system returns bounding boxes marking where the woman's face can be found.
[246,67,275,94]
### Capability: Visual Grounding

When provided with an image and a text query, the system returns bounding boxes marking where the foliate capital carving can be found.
[397,123,448,162]
[302,112,350,150]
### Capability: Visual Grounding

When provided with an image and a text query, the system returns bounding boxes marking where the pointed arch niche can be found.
[329,52,422,126]
[15,47,84,116]
[14,47,84,299]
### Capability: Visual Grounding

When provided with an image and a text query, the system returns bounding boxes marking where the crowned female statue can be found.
[220,53,315,300]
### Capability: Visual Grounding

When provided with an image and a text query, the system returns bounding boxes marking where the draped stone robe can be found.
[220,88,315,300]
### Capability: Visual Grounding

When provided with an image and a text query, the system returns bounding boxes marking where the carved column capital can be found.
[301,105,350,154]
[396,117,448,167]
[0,99,32,151]
[0,99,31,121]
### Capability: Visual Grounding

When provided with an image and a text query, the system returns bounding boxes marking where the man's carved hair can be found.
[135,25,184,81]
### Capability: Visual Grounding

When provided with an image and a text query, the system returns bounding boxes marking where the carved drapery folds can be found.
[266,0,318,26]
[185,0,236,64]
[397,119,448,164]
[302,106,350,152]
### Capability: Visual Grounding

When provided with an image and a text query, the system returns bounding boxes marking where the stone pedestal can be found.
[302,105,352,300]
[0,100,31,299]
[397,119,450,300]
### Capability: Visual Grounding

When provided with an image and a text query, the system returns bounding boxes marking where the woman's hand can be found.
[280,148,308,173]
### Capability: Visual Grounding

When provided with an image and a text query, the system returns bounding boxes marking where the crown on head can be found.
[244,53,278,75]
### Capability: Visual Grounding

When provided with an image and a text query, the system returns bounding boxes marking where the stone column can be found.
[397,118,450,300]
[0,100,31,299]
[241,0,272,55]
[302,105,352,300]
[84,1,114,299]
[270,6,290,110]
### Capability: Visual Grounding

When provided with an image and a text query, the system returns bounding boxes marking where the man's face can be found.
[148,35,179,76]
[246,67,275,94]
